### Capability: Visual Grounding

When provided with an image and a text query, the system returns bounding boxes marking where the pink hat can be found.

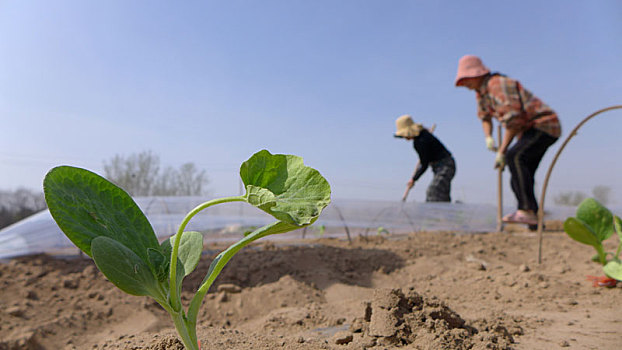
[454,55,490,86]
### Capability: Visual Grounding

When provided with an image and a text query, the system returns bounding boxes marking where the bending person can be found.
[394,115,456,202]
[455,55,561,225]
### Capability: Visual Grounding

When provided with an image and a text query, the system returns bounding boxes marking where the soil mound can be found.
[350,288,516,349]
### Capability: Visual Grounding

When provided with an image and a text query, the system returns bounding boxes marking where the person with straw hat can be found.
[455,55,561,226]
[394,115,456,202]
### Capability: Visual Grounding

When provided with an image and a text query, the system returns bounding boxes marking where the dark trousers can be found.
[427,156,456,202]
[506,128,557,212]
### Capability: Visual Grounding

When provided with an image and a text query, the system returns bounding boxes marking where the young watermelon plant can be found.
[563,198,622,285]
[43,150,331,350]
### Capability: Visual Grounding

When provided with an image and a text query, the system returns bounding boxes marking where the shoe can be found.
[502,212,517,222]
[502,211,537,225]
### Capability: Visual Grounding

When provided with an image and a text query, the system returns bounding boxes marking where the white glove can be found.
[485,136,498,152]
[494,152,506,170]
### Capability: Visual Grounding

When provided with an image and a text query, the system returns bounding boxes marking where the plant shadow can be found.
[184,243,405,291]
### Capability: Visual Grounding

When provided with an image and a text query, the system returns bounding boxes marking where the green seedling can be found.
[313,224,326,237]
[563,198,622,281]
[377,226,389,236]
[43,150,331,350]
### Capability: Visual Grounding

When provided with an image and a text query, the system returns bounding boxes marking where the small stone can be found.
[7,306,25,317]
[349,318,366,333]
[519,264,530,272]
[553,265,570,274]
[217,283,241,293]
[332,331,353,345]
[471,262,487,271]
[63,278,79,289]
[217,292,228,303]
[357,335,377,348]
[25,290,39,300]
[559,340,570,347]
[296,336,305,343]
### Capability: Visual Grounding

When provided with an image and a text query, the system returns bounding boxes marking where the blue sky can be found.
[1,1,621,206]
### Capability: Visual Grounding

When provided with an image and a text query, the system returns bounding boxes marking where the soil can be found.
[1,222,620,350]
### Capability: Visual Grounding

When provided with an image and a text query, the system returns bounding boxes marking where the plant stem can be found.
[615,220,622,259]
[596,245,607,265]
[170,309,199,350]
[168,196,245,312]
[186,222,285,325]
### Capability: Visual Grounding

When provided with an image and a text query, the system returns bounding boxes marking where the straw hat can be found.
[395,115,424,138]
[454,55,490,86]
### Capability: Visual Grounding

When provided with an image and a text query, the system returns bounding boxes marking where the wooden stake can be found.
[496,123,504,232]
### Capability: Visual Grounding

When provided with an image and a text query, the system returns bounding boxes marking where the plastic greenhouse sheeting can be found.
[0,196,577,259]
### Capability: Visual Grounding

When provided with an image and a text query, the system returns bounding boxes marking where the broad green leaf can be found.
[614,215,622,242]
[239,150,331,226]
[161,232,203,302]
[576,198,613,242]
[563,217,601,247]
[603,259,622,281]
[148,248,169,282]
[161,231,203,277]
[43,166,159,261]
[91,237,162,298]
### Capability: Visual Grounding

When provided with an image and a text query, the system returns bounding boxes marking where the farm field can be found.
[1,223,620,350]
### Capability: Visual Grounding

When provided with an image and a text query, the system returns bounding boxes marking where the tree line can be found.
[0,150,209,229]
[103,150,208,197]
[0,188,46,229]
[553,185,611,206]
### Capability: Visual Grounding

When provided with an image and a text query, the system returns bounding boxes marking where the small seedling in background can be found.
[377,226,389,236]
[313,224,326,237]
[43,150,331,350]
[563,198,622,286]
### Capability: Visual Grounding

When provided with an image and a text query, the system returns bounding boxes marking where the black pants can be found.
[426,156,456,202]
[506,128,557,212]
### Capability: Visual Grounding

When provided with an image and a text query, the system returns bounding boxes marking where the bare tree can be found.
[103,151,209,196]
[553,191,586,206]
[0,188,46,229]
[592,185,611,206]
[103,151,161,196]
[152,166,179,196]
[176,163,208,196]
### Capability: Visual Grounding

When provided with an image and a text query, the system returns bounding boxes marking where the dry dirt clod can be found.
[217,291,229,303]
[25,290,39,300]
[332,331,353,345]
[217,283,241,293]
[6,306,25,317]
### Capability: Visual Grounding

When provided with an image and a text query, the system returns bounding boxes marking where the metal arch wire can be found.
[333,205,353,244]
[536,105,622,264]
